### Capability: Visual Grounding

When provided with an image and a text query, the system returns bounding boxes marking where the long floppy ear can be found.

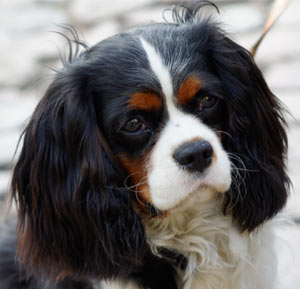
[211,35,289,231]
[10,60,146,280]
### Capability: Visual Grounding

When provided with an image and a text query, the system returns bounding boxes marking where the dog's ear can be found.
[11,63,146,281]
[211,35,290,231]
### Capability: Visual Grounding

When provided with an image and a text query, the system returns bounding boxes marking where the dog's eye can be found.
[123,118,146,133]
[199,96,217,111]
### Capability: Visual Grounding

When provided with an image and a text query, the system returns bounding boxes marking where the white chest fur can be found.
[142,198,278,289]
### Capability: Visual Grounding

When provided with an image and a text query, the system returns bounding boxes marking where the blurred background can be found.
[0,0,299,286]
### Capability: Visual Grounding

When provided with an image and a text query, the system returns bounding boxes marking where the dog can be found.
[0,2,290,289]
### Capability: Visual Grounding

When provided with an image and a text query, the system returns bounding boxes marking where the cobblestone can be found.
[218,2,266,33]
[280,92,300,124]
[0,171,11,198]
[85,20,122,45]
[122,6,168,29]
[0,91,38,130]
[70,0,154,26]
[265,59,300,91]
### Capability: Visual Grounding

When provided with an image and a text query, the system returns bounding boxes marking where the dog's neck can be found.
[140,196,276,289]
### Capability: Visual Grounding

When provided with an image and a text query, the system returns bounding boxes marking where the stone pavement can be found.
[0,0,300,235]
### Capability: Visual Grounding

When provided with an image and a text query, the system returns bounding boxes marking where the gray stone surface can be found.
[265,59,300,91]
[0,92,37,168]
[122,6,169,29]
[0,0,68,89]
[70,0,154,26]
[0,91,37,130]
[218,2,266,33]
[0,130,20,166]
[279,91,300,124]
[0,171,11,197]
[85,20,122,45]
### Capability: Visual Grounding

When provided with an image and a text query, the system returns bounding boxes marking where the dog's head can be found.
[11,2,289,282]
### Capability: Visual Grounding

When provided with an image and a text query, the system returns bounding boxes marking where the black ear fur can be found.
[211,35,289,231]
[10,62,146,281]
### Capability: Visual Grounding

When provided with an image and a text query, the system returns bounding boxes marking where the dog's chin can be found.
[151,183,228,215]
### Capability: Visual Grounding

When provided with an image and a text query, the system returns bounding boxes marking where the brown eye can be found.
[199,96,217,110]
[123,118,145,133]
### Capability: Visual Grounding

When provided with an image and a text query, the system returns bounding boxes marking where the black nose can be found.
[173,140,213,172]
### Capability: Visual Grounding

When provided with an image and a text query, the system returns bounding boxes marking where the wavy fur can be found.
[1,2,290,289]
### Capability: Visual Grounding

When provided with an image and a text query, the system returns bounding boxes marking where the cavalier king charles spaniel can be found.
[0,2,290,289]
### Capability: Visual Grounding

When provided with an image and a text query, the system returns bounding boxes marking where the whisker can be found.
[134,188,147,208]
[227,153,259,173]
[215,130,234,140]
[226,154,250,207]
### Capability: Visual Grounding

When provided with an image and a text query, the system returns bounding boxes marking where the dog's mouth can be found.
[142,180,228,217]
[172,183,224,212]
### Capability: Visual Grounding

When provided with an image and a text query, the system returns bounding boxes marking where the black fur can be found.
[2,1,289,288]
[11,65,147,280]
[211,37,289,230]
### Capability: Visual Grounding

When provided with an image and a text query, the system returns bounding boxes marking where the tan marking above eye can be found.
[177,76,203,105]
[128,91,162,111]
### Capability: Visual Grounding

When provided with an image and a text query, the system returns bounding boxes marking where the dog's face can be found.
[94,27,231,212]
[11,4,289,282]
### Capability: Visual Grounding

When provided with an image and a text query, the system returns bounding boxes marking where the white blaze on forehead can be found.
[140,38,231,211]
[139,38,177,113]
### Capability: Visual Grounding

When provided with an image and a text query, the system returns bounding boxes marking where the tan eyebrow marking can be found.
[128,92,162,111]
[177,76,203,105]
